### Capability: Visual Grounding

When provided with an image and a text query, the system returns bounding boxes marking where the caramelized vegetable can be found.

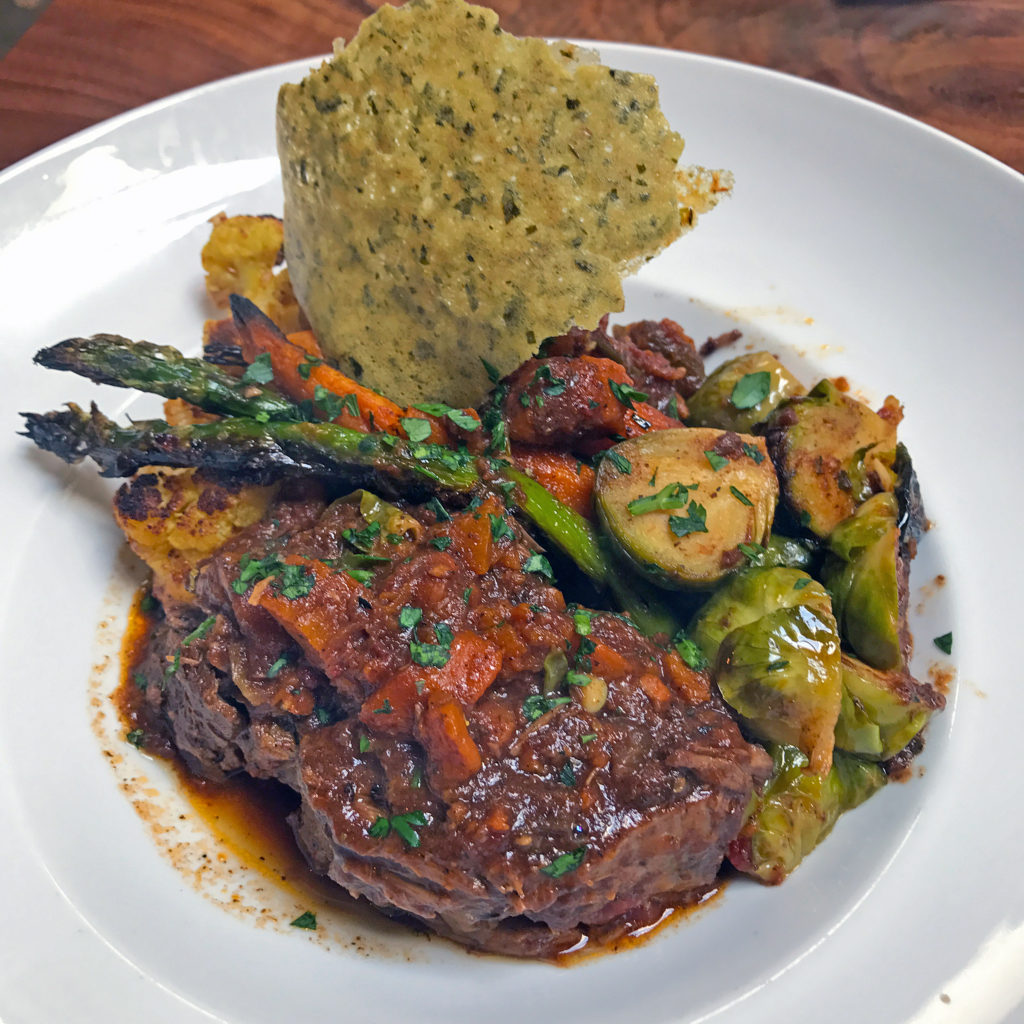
[687,351,805,433]
[765,379,899,538]
[595,428,778,589]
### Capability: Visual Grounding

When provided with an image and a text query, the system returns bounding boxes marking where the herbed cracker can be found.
[278,0,704,406]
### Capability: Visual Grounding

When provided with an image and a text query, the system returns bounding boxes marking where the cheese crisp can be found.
[278,0,712,406]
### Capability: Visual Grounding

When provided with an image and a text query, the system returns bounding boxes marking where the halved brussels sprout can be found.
[687,351,805,433]
[738,533,817,572]
[835,654,944,760]
[689,568,842,774]
[728,742,885,884]
[595,428,778,589]
[822,492,903,670]
[765,379,899,538]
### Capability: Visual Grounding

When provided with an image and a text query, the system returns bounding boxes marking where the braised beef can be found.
[142,485,772,956]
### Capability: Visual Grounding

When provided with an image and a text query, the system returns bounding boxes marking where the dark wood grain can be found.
[1,0,1022,172]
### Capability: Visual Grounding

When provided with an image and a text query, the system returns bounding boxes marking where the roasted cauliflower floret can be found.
[114,466,279,606]
[201,213,305,333]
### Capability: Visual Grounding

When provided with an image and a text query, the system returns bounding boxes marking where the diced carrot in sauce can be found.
[358,632,503,734]
[417,700,483,789]
[285,330,325,358]
[254,557,363,675]
[638,673,673,710]
[447,496,504,575]
[589,641,631,681]
[664,650,712,704]
[510,447,596,518]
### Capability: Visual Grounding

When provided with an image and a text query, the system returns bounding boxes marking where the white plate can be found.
[1,44,1023,1024]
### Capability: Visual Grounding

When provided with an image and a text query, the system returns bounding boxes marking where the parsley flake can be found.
[522,694,571,721]
[290,911,317,930]
[559,761,577,786]
[741,441,765,464]
[668,502,709,538]
[400,416,433,444]
[608,380,648,409]
[429,536,452,551]
[297,353,323,380]
[267,653,290,678]
[731,371,771,409]
[523,553,554,581]
[240,353,274,385]
[541,847,586,878]
[572,608,593,636]
[730,485,754,507]
[313,385,345,421]
[126,729,145,748]
[182,615,216,647]
[627,481,694,516]
[399,606,423,629]
[604,450,631,475]
[489,513,514,542]
[933,632,953,655]
[673,628,709,671]
[482,358,501,384]
[705,450,729,471]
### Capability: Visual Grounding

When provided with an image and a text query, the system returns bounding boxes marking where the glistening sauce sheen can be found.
[116,586,721,963]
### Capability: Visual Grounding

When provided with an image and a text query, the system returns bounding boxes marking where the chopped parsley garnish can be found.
[730,371,771,409]
[427,497,450,522]
[139,592,158,613]
[668,502,709,538]
[314,707,332,726]
[522,694,572,721]
[313,385,346,421]
[400,416,433,444]
[429,536,452,551]
[369,811,428,848]
[741,441,765,464]
[541,847,586,878]
[566,670,591,688]
[523,553,554,581]
[704,450,729,472]
[240,352,274,385]
[289,911,317,930]
[531,364,567,397]
[297,353,324,380]
[489,513,514,542]
[232,554,314,600]
[411,620,451,668]
[627,481,695,516]
[933,632,953,655]
[766,659,790,672]
[359,733,371,753]
[267,653,290,678]
[572,608,593,636]
[346,569,375,586]
[410,766,423,789]
[673,628,709,671]
[793,577,812,590]
[482,357,501,384]
[386,533,405,545]
[667,393,681,420]
[341,521,382,552]
[604,450,631,475]
[580,733,597,744]
[737,541,767,562]
[730,485,754,506]
[133,671,148,692]
[373,698,394,715]
[126,729,145,748]
[412,402,480,432]
[559,761,577,786]
[608,380,648,409]
[182,615,216,647]
[400,606,423,630]
[463,587,473,605]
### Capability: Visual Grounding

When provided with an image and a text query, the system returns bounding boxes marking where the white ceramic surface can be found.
[1,45,1022,1024]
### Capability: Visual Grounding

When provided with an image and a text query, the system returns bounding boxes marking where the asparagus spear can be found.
[33,335,304,422]
[21,404,478,492]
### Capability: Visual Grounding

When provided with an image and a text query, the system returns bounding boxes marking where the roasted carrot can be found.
[417,699,483,789]
[510,447,596,519]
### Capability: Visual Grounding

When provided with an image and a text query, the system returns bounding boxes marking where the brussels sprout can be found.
[822,492,904,670]
[728,742,885,884]
[687,351,805,433]
[690,568,842,774]
[595,428,778,589]
[765,379,899,538]
[835,654,944,760]
[894,443,926,559]
[737,533,817,572]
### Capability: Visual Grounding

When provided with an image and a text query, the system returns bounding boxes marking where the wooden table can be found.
[1,0,1023,174]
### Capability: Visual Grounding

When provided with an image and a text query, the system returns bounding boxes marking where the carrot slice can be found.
[417,700,483,789]
[510,447,596,518]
